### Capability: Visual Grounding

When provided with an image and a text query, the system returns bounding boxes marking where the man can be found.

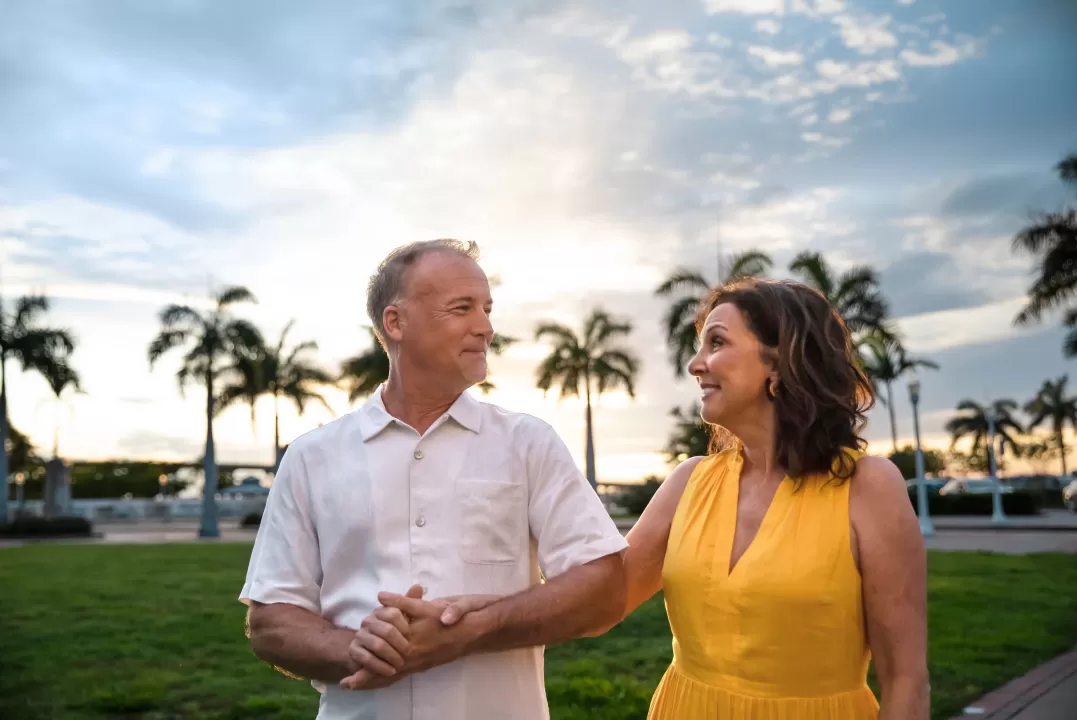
[240,239,628,720]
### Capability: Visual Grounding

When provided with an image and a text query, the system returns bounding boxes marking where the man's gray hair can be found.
[366,238,481,346]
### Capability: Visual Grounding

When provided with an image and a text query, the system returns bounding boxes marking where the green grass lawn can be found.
[1,544,1075,720]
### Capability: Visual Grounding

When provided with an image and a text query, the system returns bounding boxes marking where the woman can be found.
[626,277,928,719]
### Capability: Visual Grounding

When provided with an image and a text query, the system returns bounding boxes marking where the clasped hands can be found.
[339,584,500,691]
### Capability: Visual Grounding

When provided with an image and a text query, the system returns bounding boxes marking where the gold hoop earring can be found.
[766,377,779,400]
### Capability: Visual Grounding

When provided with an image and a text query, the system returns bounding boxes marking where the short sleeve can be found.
[523,419,628,579]
[239,442,322,614]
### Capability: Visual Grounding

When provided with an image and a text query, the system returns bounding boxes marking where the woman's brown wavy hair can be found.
[696,277,875,481]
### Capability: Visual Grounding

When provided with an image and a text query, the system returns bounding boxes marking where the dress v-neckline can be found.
[722,452,790,579]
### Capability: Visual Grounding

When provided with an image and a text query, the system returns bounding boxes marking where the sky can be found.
[1,0,1075,483]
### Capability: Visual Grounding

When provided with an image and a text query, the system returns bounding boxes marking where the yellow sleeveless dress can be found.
[648,448,879,719]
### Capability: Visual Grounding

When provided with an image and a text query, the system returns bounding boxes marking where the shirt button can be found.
[416,516,426,527]
[414,449,424,460]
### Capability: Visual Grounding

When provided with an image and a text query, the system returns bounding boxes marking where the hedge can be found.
[0,516,95,538]
[907,489,1042,516]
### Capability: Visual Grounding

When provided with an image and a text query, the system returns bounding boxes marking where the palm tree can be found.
[1023,375,1077,476]
[0,294,76,521]
[788,251,890,336]
[534,309,640,489]
[147,286,260,538]
[859,331,939,452]
[1013,153,1077,327]
[42,362,82,459]
[945,399,1024,473]
[338,329,517,403]
[217,320,335,467]
[656,250,773,376]
[665,403,712,465]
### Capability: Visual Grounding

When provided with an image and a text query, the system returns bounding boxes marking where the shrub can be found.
[0,516,94,538]
[240,512,262,528]
[617,478,662,516]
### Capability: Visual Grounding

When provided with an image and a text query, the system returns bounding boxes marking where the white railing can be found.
[7,496,266,523]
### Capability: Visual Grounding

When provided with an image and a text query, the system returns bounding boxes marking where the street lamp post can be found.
[985,404,1008,525]
[14,472,25,514]
[158,473,168,500]
[908,377,934,537]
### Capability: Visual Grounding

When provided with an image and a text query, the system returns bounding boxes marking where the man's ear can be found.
[383,305,405,344]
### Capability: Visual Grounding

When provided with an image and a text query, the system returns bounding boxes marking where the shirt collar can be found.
[358,385,483,441]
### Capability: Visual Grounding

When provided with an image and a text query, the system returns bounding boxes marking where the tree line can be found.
[3,152,1075,500]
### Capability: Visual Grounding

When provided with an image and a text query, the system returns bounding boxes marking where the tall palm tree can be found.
[338,329,517,403]
[217,320,335,466]
[1013,153,1077,327]
[945,399,1024,472]
[42,362,82,459]
[147,286,260,538]
[656,250,773,377]
[1023,375,1077,476]
[534,309,640,489]
[788,251,890,336]
[0,294,76,521]
[859,331,939,452]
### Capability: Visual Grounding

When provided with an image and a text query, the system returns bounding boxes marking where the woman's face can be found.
[688,302,775,426]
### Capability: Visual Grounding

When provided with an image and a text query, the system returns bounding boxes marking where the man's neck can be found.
[380,370,463,436]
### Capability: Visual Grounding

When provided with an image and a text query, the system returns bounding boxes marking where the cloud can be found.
[828,107,853,123]
[747,45,805,67]
[703,0,785,15]
[815,58,901,89]
[900,39,977,66]
[940,171,1073,220]
[882,251,992,317]
[754,19,782,34]
[833,13,898,55]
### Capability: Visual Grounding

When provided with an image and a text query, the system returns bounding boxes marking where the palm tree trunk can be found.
[584,375,596,491]
[0,351,8,522]
[1058,430,1068,476]
[200,367,220,538]
[273,392,281,469]
[886,381,898,453]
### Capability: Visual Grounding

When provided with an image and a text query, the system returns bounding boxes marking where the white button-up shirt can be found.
[240,387,628,720]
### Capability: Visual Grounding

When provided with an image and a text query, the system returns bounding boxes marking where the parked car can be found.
[1063,479,1077,513]
[905,477,947,495]
[938,478,1014,496]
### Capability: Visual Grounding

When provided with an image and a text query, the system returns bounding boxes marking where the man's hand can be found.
[339,588,501,690]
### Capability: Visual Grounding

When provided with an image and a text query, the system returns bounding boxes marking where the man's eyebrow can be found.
[445,295,493,305]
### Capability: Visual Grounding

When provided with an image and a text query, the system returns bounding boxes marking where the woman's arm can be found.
[850,456,930,720]
[621,456,704,619]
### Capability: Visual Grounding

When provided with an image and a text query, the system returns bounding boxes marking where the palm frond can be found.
[534,322,578,348]
[11,295,50,333]
[1056,153,1077,187]
[147,329,190,367]
[216,286,257,309]
[723,250,773,283]
[655,269,709,297]
[489,333,517,354]
[789,251,834,299]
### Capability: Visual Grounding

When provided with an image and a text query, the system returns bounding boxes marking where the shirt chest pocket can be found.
[457,480,526,565]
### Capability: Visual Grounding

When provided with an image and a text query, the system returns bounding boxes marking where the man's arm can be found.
[248,601,359,683]
[340,554,622,688]
[240,443,369,684]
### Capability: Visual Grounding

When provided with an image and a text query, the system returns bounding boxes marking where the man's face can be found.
[387,251,494,390]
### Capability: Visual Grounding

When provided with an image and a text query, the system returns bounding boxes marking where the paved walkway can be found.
[951,647,1077,719]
